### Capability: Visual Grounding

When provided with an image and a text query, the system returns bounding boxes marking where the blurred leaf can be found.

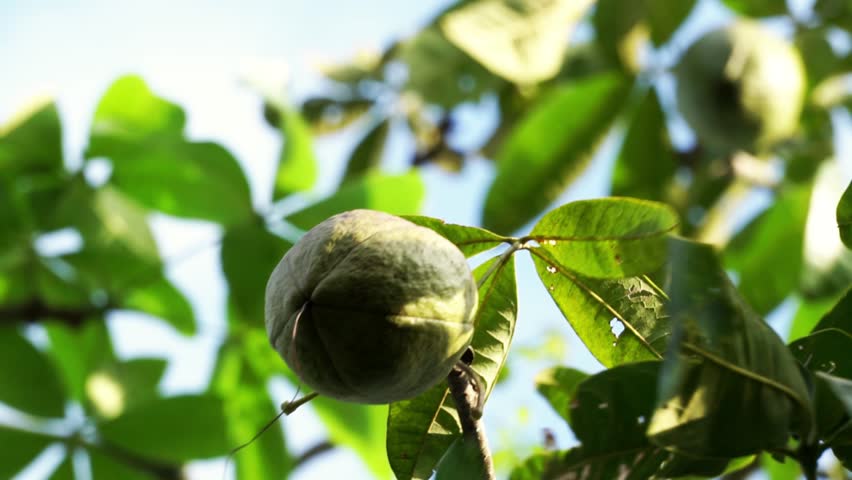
[0,425,54,478]
[50,454,74,480]
[531,198,679,278]
[98,394,230,463]
[838,180,852,249]
[88,448,159,480]
[301,96,372,135]
[435,436,488,480]
[0,325,66,417]
[46,321,117,403]
[534,366,588,423]
[0,98,63,175]
[341,120,389,186]
[86,358,167,420]
[313,399,393,479]
[483,73,630,234]
[818,371,852,418]
[592,0,645,72]
[512,362,728,479]
[285,171,425,230]
[274,108,318,198]
[403,215,507,257]
[648,238,814,458]
[119,276,195,335]
[721,0,787,17]
[645,0,696,46]
[797,30,841,89]
[811,287,852,335]
[531,250,669,367]
[221,220,292,327]
[788,293,842,342]
[816,0,852,30]
[387,256,518,480]
[725,184,812,315]
[611,89,676,202]
[762,452,801,480]
[441,0,594,84]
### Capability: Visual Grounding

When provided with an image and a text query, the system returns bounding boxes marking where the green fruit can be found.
[265,209,477,404]
[675,21,806,153]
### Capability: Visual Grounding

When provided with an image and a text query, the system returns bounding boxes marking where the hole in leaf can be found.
[609,318,625,339]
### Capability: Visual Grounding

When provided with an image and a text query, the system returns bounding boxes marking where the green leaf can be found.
[50,455,75,480]
[45,321,117,403]
[762,452,802,480]
[0,326,66,417]
[402,215,507,257]
[0,98,63,176]
[301,96,372,135]
[221,221,292,327]
[108,141,254,225]
[387,256,518,480]
[611,89,676,202]
[312,399,392,479]
[120,276,195,335]
[815,0,852,30]
[483,73,630,234]
[811,286,852,335]
[531,197,679,278]
[98,394,230,462]
[85,358,168,420]
[837,180,852,249]
[285,171,425,230]
[818,372,852,418]
[274,108,318,198]
[0,425,54,478]
[534,366,588,424]
[440,0,594,84]
[645,0,697,46]
[435,436,488,480]
[341,120,389,186]
[88,448,159,480]
[530,249,669,367]
[721,0,788,17]
[648,238,814,458]
[512,362,728,480]
[725,184,812,315]
[788,293,841,342]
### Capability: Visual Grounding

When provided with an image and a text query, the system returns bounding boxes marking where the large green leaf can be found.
[644,0,697,46]
[88,448,159,480]
[221,220,292,327]
[534,366,588,424]
[285,171,425,230]
[531,197,679,278]
[341,119,389,186]
[119,276,195,335]
[810,286,852,335]
[511,362,728,480]
[274,107,318,198]
[482,73,630,234]
[440,0,594,84]
[403,215,507,257]
[818,372,852,423]
[0,98,63,175]
[722,0,787,17]
[611,89,677,202]
[648,238,814,458]
[725,184,813,315]
[85,358,168,420]
[530,248,669,367]
[50,454,75,480]
[0,326,66,417]
[434,435,489,480]
[98,394,230,463]
[387,255,518,480]
[46,321,117,403]
[312,399,393,479]
[0,425,54,478]
[837,180,852,249]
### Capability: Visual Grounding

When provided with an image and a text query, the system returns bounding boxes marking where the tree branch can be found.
[447,362,495,480]
[0,299,107,327]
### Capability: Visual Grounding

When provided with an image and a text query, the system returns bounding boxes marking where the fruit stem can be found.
[447,362,496,480]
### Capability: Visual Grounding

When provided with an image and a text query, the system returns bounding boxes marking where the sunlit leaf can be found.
[274,107,318,198]
[648,238,814,458]
[310,399,393,478]
[341,119,389,186]
[85,358,168,420]
[837,180,852,249]
[611,89,676,202]
[483,73,630,234]
[441,0,594,84]
[0,97,63,177]
[403,215,507,257]
[534,366,587,424]
[0,325,66,417]
[722,0,787,17]
[0,425,54,478]
[98,394,230,463]
[387,256,518,480]
[46,321,117,403]
[285,171,425,230]
[762,452,801,480]
[531,197,679,278]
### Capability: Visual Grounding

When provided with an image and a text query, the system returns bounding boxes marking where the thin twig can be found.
[293,440,335,469]
[447,363,495,480]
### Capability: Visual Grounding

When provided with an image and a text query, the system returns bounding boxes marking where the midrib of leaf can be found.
[681,341,813,423]
[532,224,679,243]
[529,248,664,360]
[471,258,515,399]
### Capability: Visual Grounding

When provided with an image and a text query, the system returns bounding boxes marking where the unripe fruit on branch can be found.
[265,209,478,404]
[675,21,806,154]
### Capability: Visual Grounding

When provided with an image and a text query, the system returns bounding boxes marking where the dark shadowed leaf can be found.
[725,184,812,315]
[88,448,158,480]
[341,119,390,186]
[387,256,518,480]
[837,180,852,249]
[440,0,594,84]
[818,372,852,419]
[403,215,507,257]
[531,197,679,278]
[811,286,852,335]
[98,394,230,463]
[483,73,630,234]
[611,89,677,202]
[722,0,788,17]
[0,425,54,478]
[534,366,588,424]
[0,326,66,417]
[274,107,318,198]
[285,171,425,230]
[221,220,292,327]
[648,238,814,458]
[530,247,669,367]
